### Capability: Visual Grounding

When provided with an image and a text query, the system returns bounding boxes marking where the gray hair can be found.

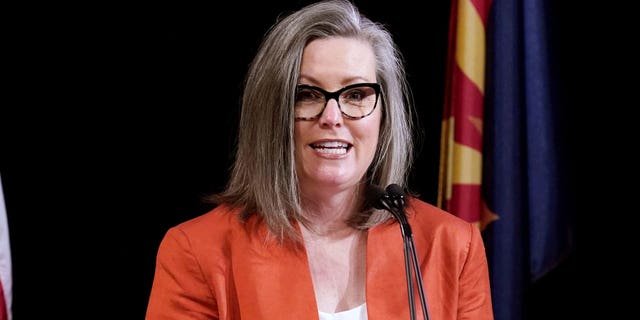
[213,0,415,242]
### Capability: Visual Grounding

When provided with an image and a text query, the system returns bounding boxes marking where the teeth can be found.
[317,147,347,154]
[310,141,349,155]
[312,141,349,148]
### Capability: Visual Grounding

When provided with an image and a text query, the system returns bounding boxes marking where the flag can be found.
[0,174,12,320]
[439,0,575,319]
[438,0,494,228]
[482,0,575,318]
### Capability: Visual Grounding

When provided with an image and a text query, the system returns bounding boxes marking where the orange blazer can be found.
[146,197,493,319]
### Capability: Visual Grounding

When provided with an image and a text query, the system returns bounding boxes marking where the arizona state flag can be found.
[440,0,575,319]
[438,0,494,228]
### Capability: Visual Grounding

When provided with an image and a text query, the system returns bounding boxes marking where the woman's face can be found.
[294,36,382,195]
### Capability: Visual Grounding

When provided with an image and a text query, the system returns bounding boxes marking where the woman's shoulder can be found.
[170,204,243,235]
[407,197,467,225]
[406,197,479,244]
[152,205,252,279]
[158,204,247,248]
[180,203,239,224]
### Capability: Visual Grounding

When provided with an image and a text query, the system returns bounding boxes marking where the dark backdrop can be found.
[2,1,580,318]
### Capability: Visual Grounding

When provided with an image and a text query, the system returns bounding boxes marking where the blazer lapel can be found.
[231,218,319,319]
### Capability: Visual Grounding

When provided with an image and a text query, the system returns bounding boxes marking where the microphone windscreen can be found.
[386,184,405,197]
[365,184,387,209]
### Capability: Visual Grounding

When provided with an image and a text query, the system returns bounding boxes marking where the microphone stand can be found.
[379,186,430,320]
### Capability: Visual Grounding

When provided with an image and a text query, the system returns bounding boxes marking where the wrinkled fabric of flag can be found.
[439,0,575,319]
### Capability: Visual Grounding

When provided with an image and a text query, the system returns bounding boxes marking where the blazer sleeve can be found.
[146,227,219,320]
[458,223,494,320]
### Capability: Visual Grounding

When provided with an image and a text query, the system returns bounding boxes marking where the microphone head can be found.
[385,184,405,197]
[365,184,388,210]
[385,183,406,207]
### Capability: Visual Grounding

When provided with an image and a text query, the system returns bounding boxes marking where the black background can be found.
[2,1,585,318]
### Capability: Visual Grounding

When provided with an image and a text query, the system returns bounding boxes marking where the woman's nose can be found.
[319,99,343,127]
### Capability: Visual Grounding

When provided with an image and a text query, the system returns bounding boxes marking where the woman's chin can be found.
[302,172,360,189]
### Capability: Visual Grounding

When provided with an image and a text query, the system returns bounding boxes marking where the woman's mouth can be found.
[309,141,352,155]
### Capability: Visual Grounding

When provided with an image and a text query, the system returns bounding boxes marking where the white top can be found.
[318,303,368,320]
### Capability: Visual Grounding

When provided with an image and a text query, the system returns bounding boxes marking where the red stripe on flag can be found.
[451,62,484,151]
[469,0,492,22]
[439,0,493,229]
[446,184,482,222]
[0,278,6,320]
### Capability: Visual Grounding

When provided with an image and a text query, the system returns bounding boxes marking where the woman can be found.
[146,1,493,319]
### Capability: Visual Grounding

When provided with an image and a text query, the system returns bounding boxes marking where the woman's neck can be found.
[300,217,367,312]
[299,187,363,237]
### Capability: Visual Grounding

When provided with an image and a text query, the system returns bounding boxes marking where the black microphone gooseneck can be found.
[367,184,430,320]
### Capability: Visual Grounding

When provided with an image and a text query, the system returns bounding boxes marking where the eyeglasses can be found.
[294,83,381,120]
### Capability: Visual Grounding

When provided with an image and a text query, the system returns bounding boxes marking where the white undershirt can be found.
[318,303,368,320]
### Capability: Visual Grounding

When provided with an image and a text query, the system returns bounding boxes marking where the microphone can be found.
[366,184,407,231]
[385,183,405,207]
[384,184,410,233]
[386,183,406,200]
[365,184,388,210]
[367,184,430,320]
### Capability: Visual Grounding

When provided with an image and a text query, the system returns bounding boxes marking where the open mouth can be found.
[310,141,352,155]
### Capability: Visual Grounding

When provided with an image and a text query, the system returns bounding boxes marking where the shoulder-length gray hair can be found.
[213,0,415,242]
